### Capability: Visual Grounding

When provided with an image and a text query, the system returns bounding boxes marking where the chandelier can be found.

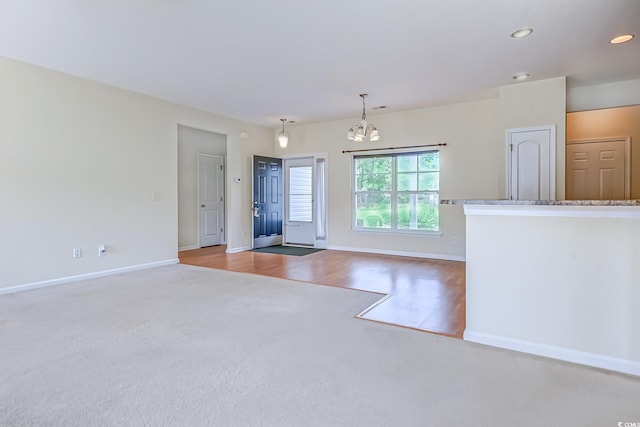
[347,93,380,142]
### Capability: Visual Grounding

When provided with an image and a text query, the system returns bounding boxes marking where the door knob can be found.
[201,204,205,208]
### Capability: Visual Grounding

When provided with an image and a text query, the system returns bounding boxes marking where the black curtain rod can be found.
[342,143,446,154]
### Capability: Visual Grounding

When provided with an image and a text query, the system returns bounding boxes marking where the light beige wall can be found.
[274,99,501,259]
[0,56,272,289]
[567,105,640,199]
[465,207,640,375]
[499,77,567,199]
[178,125,227,250]
[567,78,640,112]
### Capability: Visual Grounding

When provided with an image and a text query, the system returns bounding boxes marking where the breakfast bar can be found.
[442,199,640,376]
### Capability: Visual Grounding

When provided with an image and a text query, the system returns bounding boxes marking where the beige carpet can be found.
[0,264,638,426]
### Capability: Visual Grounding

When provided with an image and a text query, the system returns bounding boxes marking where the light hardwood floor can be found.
[179,246,465,338]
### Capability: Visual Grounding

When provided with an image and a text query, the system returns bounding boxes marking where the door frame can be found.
[566,136,631,199]
[506,125,556,200]
[197,153,226,247]
[273,152,329,249]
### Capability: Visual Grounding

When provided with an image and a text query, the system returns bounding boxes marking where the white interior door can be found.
[566,137,630,200]
[198,154,224,247]
[285,157,315,246]
[508,126,556,200]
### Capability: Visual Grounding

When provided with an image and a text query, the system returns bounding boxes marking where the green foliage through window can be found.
[353,151,439,232]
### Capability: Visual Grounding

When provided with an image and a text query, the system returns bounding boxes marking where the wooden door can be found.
[566,138,629,200]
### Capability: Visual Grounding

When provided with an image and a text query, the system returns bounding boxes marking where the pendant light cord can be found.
[360,94,367,121]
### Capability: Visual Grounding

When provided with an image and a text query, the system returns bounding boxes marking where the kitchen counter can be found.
[460,200,640,376]
[441,199,640,206]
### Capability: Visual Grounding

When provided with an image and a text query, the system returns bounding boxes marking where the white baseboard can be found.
[0,259,179,296]
[178,245,199,252]
[327,245,465,262]
[226,245,252,254]
[464,330,640,377]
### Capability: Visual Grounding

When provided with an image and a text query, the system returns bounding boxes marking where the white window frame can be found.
[351,150,440,235]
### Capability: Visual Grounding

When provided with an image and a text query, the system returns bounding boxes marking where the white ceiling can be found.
[1,0,639,127]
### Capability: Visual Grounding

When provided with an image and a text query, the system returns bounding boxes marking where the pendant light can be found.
[347,94,380,142]
[278,118,289,148]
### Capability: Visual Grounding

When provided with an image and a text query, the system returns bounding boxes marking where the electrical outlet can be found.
[451,236,458,244]
[73,248,82,258]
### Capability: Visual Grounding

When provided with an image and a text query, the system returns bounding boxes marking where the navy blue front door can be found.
[253,156,283,248]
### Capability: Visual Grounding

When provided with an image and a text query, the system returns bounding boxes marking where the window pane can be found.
[355,157,373,174]
[419,152,439,171]
[397,154,417,172]
[289,166,312,222]
[418,172,439,191]
[356,173,391,191]
[373,157,392,173]
[397,173,417,191]
[289,195,312,222]
[355,193,391,229]
[397,193,439,231]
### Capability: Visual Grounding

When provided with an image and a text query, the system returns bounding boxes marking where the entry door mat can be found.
[251,245,324,256]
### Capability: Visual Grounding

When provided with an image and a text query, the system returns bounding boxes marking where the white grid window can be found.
[353,151,439,232]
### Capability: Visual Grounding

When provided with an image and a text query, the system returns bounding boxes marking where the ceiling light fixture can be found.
[278,118,288,148]
[610,34,634,44]
[347,94,380,142]
[513,73,530,81]
[511,28,533,38]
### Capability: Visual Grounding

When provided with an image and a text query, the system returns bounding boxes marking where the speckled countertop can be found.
[440,199,640,206]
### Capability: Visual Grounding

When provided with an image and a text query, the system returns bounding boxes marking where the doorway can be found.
[177,125,227,251]
[284,157,315,246]
[252,154,328,249]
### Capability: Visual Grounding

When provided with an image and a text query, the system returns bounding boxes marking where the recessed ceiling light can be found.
[513,73,530,81]
[511,28,533,39]
[610,34,634,44]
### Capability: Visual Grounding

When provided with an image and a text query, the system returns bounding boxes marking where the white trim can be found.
[0,259,179,296]
[352,229,443,238]
[567,136,631,199]
[178,245,199,252]
[279,151,329,160]
[356,294,392,317]
[327,245,465,262]
[225,245,252,254]
[464,330,640,377]
[463,204,640,218]
[507,125,557,200]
